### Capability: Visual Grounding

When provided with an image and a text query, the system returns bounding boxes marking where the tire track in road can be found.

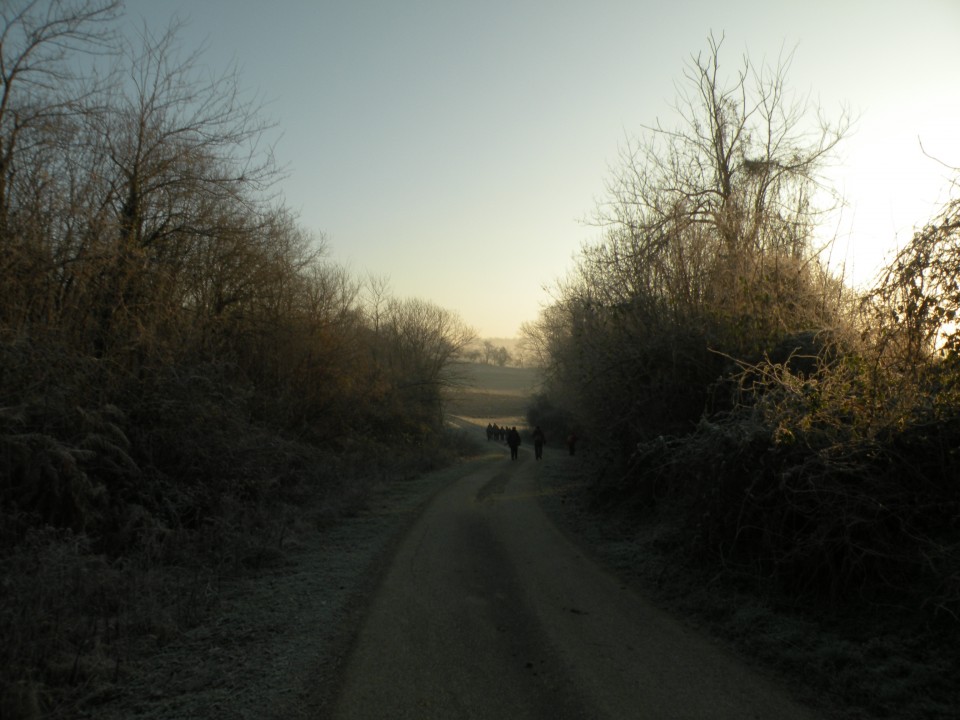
[334,455,590,719]
[333,450,822,720]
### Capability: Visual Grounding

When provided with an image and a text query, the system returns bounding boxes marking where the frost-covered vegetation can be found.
[525,34,959,719]
[0,3,474,717]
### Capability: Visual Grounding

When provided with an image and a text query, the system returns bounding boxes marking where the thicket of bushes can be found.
[0,3,474,717]
[524,34,960,629]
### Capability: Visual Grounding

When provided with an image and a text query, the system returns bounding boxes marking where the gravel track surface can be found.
[332,446,820,720]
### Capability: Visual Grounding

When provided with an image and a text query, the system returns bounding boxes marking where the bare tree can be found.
[362,273,392,335]
[71,18,281,359]
[376,297,475,429]
[0,0,119,227]
[482,339,496,365]
[867,195,960,372]
[533,34,852,446]
[0,0,120,329]
[593,32,850,347]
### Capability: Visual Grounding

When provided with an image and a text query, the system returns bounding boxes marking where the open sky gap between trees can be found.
[2,2,960,718]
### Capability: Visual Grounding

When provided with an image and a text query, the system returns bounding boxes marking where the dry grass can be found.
[445,362,542,425]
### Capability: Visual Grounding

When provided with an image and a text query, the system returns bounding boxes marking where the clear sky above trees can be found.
[121,0,960,337]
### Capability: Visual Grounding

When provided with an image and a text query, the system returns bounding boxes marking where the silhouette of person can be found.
[507,426,521,460]
[532,425,545,460]
[566,432,577,456]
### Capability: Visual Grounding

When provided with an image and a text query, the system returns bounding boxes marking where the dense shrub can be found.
[524,33,960,631]
[0,331,473,717]
[585,344,960,625]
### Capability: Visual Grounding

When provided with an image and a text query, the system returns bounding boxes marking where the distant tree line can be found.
[462,339,528,367]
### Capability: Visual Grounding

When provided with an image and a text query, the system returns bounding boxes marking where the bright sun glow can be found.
[827,99,960,290]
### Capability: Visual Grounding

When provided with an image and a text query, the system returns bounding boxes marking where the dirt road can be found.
[333,445,821,720]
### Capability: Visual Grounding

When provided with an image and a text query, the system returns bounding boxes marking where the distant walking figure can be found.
[507,426,521,460]
[532,426,546,460]
[486,423,494,441]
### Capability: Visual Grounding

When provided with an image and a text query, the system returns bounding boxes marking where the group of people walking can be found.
[485,423,510,443]
[485,422,550,461]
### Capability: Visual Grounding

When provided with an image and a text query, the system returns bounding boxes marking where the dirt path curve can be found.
[332,445,822,720]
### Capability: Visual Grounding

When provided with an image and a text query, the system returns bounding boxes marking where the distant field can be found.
[445,362,543,428]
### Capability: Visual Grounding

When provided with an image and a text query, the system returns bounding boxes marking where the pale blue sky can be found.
[121,0,960,337]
